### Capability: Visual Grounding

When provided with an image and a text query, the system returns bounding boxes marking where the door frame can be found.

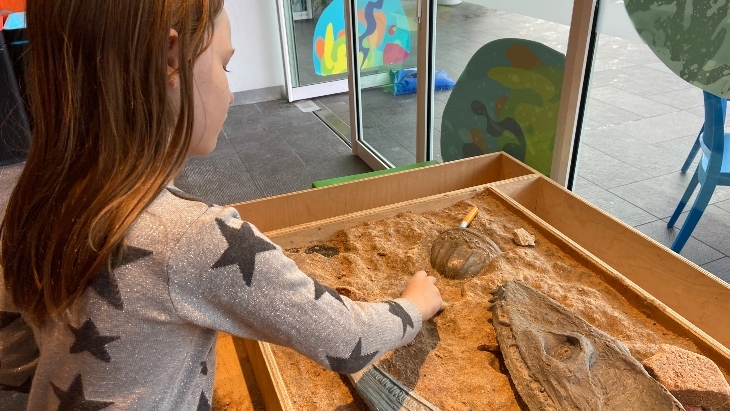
[345,0,436,170]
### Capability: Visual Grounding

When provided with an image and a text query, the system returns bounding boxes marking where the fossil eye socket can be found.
[542,332,582,362]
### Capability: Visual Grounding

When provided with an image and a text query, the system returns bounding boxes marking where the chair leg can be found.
[681,126,702,174]
[667,170,699,228]
[670,177,717,253]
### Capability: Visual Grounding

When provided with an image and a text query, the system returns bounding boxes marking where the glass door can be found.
[277,0,422,145]
[346,0,430,168]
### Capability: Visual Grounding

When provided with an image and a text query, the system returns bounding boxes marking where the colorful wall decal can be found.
[440,39,565,176]
[625,0,730,97]
[312,0,411,76]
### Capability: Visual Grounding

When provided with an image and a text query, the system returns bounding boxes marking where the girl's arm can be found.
[166,206,424,374]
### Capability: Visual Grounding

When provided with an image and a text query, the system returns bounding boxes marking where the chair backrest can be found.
[701,91,727,175]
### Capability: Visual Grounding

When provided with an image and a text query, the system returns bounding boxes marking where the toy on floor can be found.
[391,68,455,96]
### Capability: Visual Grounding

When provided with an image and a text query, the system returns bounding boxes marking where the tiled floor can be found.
[174,100,371,205]
[2,1,729,283]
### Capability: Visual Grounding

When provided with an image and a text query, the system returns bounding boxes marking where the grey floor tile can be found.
[591,64,691,97]
[581,119,604,131]
[647,88,704,110]
[255,100,323,129]
[572,176,658,226]
[612,110,704,145]
[686,105,705,118]
[593,37,662,72]
[663,205,730,256]
[249,156,370,198]
[228,129,306,176]
[572,176,600,192]
[713,198,730,214]
[438,35,493,56]
[277,123,353,165]
[575,145,652,189]
[223,106,270,138]
[248,163,325,198]
[175,137,263,205]
[316,93,349,106]
[644,62,674,74]
[610,173,730,219]
[701,257,730,284]
[584,99,644,126]
[388,123,418,151]
[581,126,687,177]
[313,156,372,181]
[366,138,417,167]
[653,134,702,162]
[277,118,339,141]
[318,100,349,115]
[589,86,678,118]
[634,220,724,266]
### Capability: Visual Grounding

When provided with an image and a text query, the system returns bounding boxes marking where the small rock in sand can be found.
[513,228,535,247]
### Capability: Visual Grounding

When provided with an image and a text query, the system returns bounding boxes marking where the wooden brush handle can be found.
[459,206,479,228]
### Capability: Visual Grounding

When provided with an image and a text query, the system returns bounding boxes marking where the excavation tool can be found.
[348,364,441,411]
[430,206,500,279]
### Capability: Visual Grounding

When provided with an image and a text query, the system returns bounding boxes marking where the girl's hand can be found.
[400,271,442,321]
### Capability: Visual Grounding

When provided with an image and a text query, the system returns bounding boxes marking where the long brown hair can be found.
[1,0,224,324]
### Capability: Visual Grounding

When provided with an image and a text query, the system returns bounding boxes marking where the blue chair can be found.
[680,127,703,174]
[681,103,730,173]
[668,91,728,252]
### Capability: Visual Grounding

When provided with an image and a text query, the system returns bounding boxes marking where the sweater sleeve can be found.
[167,206,422,374]
[0,276,38,408]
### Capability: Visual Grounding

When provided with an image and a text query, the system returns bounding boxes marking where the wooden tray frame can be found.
[214,156,730,410]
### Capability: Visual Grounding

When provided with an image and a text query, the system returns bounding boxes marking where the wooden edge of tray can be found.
[229,153,538,234]
[486,178,730,373]
[262,174,539,243]
[212,333,267,411]
[239,338,294,411]
[237,172,730,409]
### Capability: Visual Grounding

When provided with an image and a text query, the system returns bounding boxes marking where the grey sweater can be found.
[0,188,422,410]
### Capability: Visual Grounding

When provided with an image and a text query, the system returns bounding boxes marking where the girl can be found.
[0,1,442,410]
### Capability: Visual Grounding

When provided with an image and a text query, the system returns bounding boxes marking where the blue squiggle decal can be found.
[358,0,385,65]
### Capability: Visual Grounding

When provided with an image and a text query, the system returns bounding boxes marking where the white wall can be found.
[224,0,286,94]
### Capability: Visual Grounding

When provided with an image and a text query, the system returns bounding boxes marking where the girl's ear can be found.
[167,29,180,88]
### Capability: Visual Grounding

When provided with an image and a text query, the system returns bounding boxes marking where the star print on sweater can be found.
[197,391,210,411]
[313,279,346,307]
[68,319,120,363]
[211,219,276,286]
[386,301,414,338]
[50,374,113,410]
[2,190,425,410]
[90,246,153,310]
[0,311,21,329]
[326,338,379,374]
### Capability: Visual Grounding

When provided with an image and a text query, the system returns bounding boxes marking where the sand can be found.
[268,191,703,410]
